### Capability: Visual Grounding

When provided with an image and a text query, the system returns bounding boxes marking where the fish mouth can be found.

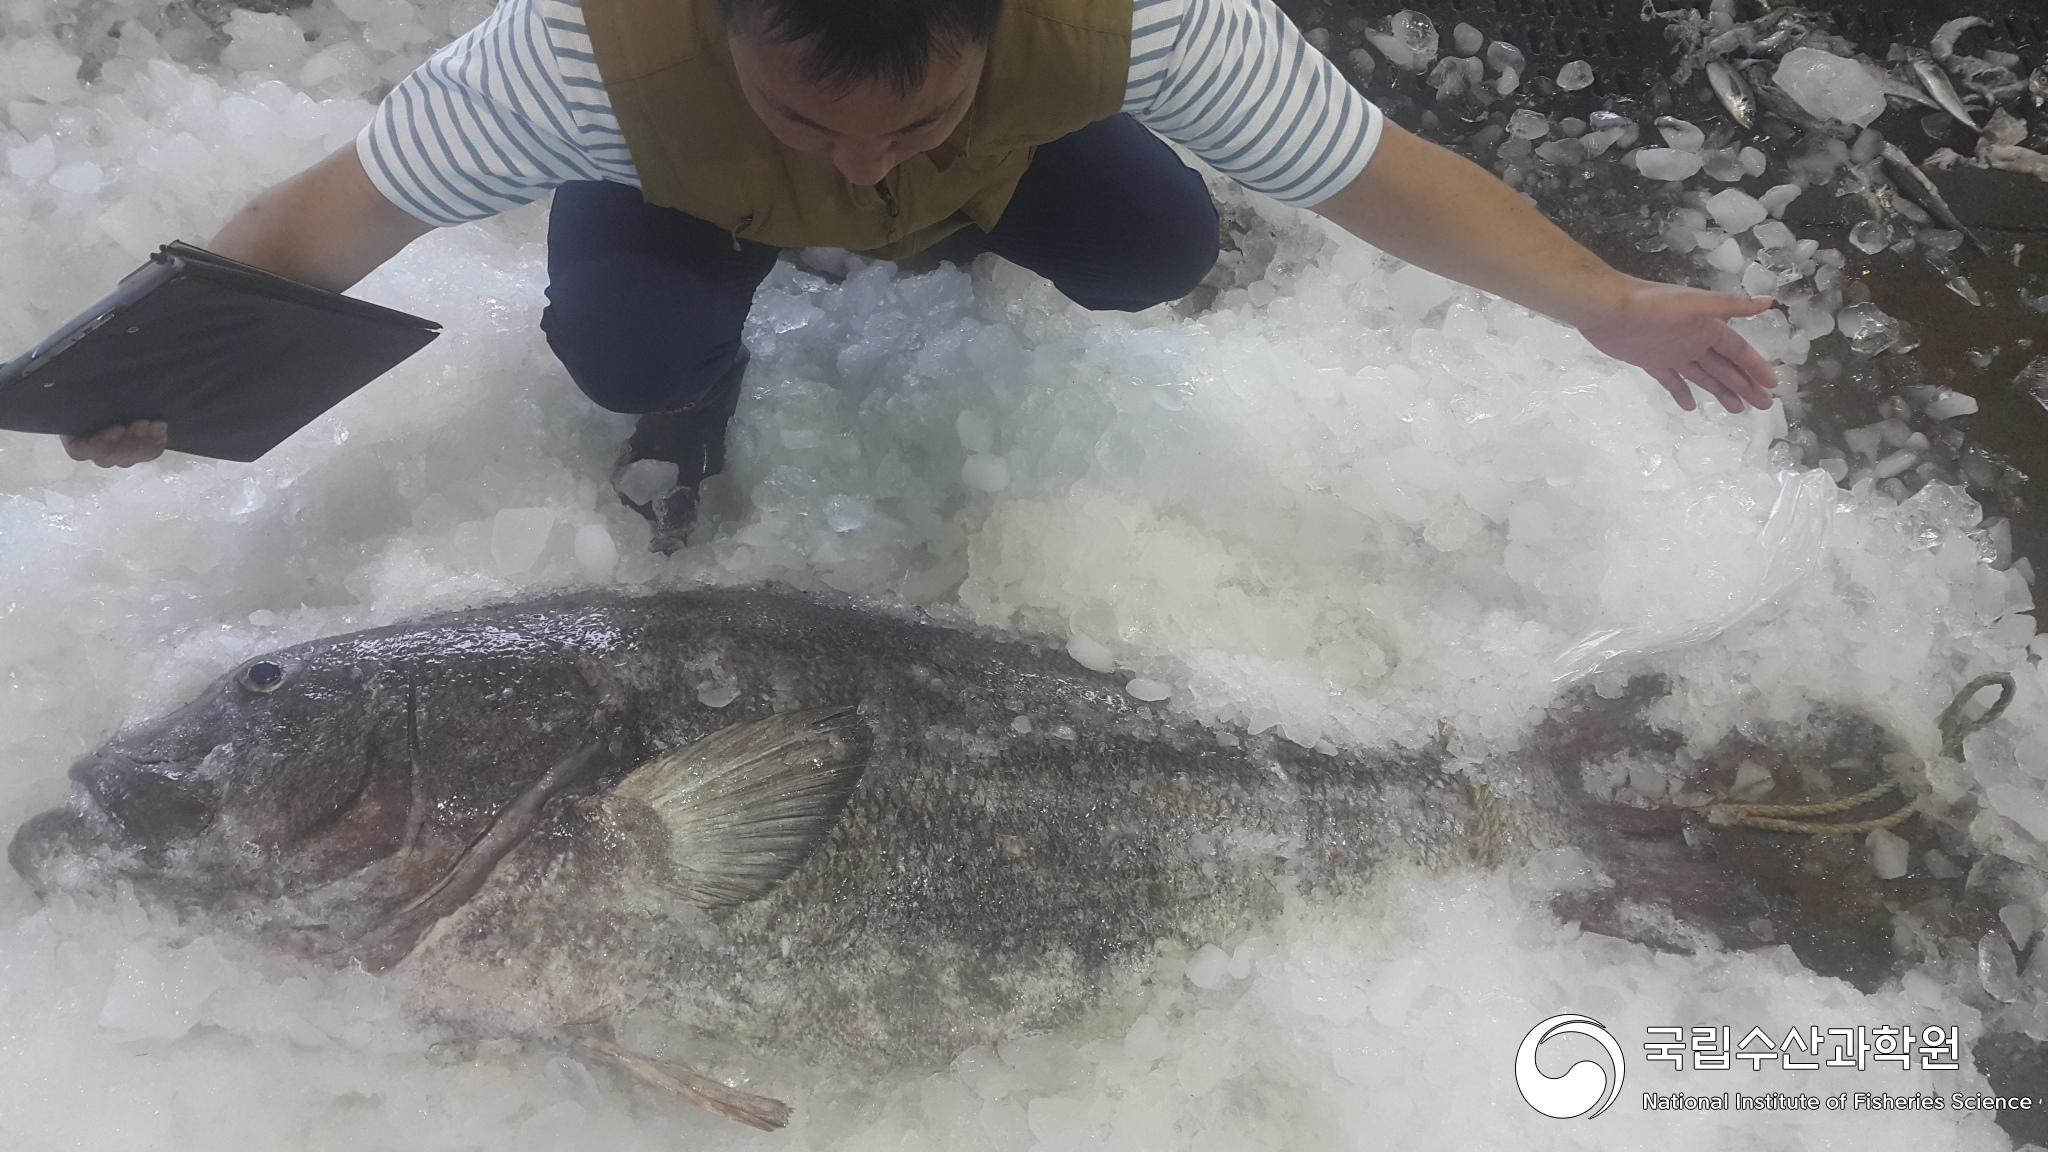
[8,791,116,897]
[68,751,218,844]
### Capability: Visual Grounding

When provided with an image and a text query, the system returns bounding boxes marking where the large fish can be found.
[4,589,1944,1125]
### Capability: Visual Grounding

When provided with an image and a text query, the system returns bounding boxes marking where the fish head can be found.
[11,634,416,903]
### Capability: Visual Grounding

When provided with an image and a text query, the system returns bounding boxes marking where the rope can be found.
[1704,782,1917,836]
[1700,672,2016,838]
[1937,672,2016,760]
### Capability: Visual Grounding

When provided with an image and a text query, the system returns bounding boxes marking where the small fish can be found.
[1930,15,1989,62]
[1907,50,1978,130]
[1863,59,1942,113]
[1707,59,1756,128]
[1948,58,2027,105]
[2032,65,2048,111]
[1880,143,1990,256]
[1978,143,2048,183]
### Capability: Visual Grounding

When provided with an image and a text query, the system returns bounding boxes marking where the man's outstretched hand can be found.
[1576,281,1779,414]
[62,419,168,468]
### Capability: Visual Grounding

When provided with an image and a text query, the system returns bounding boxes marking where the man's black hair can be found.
[717,0,1004,92]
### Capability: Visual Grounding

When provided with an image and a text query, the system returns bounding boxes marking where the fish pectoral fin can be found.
[610,706,869,908]
[577,1038,791,1131]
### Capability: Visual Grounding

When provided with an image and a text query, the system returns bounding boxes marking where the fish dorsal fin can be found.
[611,706,869,907]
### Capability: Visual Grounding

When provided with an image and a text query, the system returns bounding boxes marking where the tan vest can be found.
[582,0,1133,257]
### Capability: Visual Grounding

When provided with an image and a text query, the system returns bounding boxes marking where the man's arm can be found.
[65,145,434,467]
[1310,123,1777,415]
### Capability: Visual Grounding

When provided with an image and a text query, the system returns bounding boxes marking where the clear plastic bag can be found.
[1552,468,1835,682]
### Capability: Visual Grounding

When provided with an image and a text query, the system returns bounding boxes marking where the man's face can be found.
[729,31,986,187]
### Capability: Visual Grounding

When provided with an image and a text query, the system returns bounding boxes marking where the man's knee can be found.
[1072,174,1219,313]
[541,298,745,416]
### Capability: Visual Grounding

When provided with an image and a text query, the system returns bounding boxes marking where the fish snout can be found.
[69,753,218,844]
[9,806,100,895]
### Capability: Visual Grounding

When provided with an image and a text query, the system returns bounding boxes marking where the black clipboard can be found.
[0,242,440,462]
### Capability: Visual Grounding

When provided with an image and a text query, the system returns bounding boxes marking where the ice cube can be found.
[572,523,618,578]
[1633,148,1702,181]
[490,507,554,574]
[1872,450,1919,480]
[1705,188,1768,233]
[1066,633,1116,673]
[955,409,994,454]
[1185,944,1232,989]
[961,453,1010,492]
[1866,827,1910,878]
[1848,219,1891,254]
[1702,148,1747,182]
[1452,22,1482,55]
[1980,932,2023,1002]
[6,133,54,179]
[1485,41,1525,76]
[1125,677,1172,702]
[1923,391,1978,420]
[824,493,874,531]
[2018,357,2048,410]
[1751,220,1796,251]
[1773,48,1887,127]
[2000,902,2039,951]
[1920,229,1963,254]
[221,10,312,74]
[1123,1015,1170,1062]
[1534,138,1586,165]
[48,161,102,195]
[615,459,679,506]
[1579,127,1622,157]
[1732,760,1774,796]
[1739,146,1768,177]
[1849,127,1885,164]
[1655,117,1704,152]
[1555,60,1593,91]
[1729,308,1792,361]
[1507,109,1549,139]
[1428,55,1482,98]
[1365,10,1438,72]
[1838,302,1900,355]
[1758,183,1802,217]
[1705,236,1747,273]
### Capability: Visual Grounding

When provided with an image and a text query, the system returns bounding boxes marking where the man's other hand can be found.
[62,420,168,468]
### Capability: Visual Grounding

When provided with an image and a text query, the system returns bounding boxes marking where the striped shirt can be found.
[357,0,1384,228]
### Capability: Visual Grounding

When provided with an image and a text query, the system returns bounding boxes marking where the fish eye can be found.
[238,660,286,694]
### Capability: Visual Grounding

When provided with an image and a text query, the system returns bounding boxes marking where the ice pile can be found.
[1,0,2046,1148]
[1773,47,1887,127]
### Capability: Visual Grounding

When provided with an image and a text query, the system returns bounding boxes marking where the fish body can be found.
[1948,56,2027,105]
[1708,59,1757,128]
[1930,16,1989,62]
[1908,49,1979,129]
[2032,65,2047,111]
[13,589,1681,1072]
[1979,142,2048,182]
[1881,143,1990,255]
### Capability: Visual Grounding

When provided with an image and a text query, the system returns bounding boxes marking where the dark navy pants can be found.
[541,114,1220,416]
